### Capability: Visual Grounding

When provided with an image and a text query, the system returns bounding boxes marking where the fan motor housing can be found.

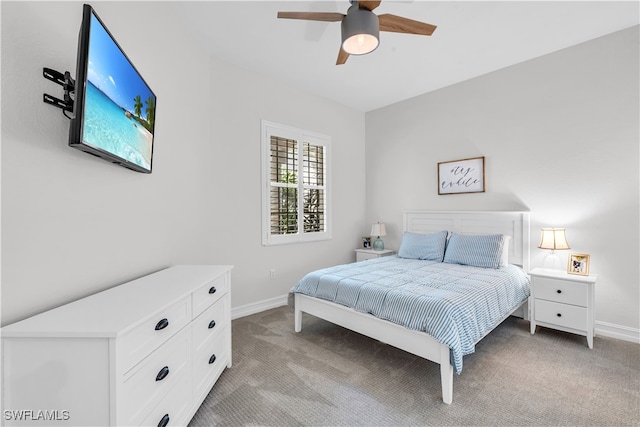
[341,7,380,55]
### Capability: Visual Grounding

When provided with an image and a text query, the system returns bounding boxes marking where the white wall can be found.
[1,1,365,325]
[1,1,210,325]
[365,26,640,338]
[205,56,366,311]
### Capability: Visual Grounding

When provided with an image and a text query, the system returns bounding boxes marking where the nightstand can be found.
[529,267,597,349]
[355,248,395,262]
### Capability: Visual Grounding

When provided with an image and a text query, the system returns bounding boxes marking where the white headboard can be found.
[403,211,531,270]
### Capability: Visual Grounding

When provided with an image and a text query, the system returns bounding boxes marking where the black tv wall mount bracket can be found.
[43,67,75,113]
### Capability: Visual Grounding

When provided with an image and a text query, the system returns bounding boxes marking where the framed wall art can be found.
[568,253,590,276]
[438,156,485,195]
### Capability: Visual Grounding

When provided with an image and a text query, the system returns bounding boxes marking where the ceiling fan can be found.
[277,0,437,65]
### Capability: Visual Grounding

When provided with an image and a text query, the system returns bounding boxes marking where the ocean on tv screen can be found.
[83,81,153,170]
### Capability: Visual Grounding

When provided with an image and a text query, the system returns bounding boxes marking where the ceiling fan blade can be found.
[277,11,345,22]
[336,47,350,65]
[378,14,437,36]
[359,1,382,11]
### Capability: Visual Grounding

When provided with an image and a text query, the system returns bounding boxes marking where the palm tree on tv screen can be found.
[144,96,155,132]
[133,95,143,119]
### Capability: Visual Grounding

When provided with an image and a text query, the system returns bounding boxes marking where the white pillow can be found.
[500,235,511,267]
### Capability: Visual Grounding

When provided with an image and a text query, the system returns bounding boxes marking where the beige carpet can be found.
[189,306,640,426]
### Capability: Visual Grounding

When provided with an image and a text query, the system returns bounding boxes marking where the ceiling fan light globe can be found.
[341,7,379,55]
[343,33,379,55]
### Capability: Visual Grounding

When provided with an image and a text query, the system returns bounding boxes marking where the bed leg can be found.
[440,346,453,404]
[294,309,302,332]
[294,295,302,333]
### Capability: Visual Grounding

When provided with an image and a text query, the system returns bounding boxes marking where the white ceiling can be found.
[171,1,639,112]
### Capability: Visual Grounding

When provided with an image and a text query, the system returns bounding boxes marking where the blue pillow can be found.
[397,230,448,261]
[443,233,505,269]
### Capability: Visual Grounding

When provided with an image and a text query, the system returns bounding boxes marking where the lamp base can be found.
[373,237,384,251]
[543,252,564,270]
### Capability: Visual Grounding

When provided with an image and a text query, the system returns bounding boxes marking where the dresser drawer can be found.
[192,274,228,317]
[119,296,191,370]
[140,375,191,427]
[120,327,190,426]
[535,299,588,332]
[534,277,588,306]
[193,326,228,398]
[193,296,227,350]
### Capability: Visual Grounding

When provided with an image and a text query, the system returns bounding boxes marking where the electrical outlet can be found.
[270,269,277,279]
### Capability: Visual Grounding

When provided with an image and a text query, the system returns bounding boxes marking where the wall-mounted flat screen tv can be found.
[69,4,156,173]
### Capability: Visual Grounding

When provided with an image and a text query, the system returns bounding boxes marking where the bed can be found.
[290,211,531,404]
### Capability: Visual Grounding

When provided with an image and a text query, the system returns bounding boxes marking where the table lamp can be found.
[538,228,570,253]
[539,228,570,270]
[371,222,387,251]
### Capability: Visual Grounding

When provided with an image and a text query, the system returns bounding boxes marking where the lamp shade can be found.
[538,228,570,251]
[341,6,379,55]
[370,222,386,237]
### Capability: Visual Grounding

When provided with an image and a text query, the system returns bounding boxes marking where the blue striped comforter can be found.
[291,256,530,373]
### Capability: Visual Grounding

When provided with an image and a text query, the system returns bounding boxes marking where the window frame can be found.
[261,120,331,246]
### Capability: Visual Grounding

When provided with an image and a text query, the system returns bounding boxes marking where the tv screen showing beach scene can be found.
[81,10,155,172]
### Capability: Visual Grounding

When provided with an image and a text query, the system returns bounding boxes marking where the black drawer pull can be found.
[156,366,170,381]
[208,320,216,329]
[158,414,170,427]
[209,354,217,364]
[557,313,562,317]
[556,289,562,294]
[155,318,169,331]
[209,286,217,294]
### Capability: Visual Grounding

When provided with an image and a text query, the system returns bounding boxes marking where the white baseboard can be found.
[596,321,640,344]
[231,294,289,320]
[231,295,640,346]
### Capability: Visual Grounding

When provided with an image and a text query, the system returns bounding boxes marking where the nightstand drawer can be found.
[534,277,588,306]
[535,299,587,331]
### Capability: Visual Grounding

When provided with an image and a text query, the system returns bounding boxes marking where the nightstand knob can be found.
[556,289,562,294]
[556,313,562,317]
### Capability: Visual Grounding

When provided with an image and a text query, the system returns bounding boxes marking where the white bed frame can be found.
[294,211,530,404]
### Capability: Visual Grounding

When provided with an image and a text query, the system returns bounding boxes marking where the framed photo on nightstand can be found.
[362,237,371,249]
[568,253,590,276]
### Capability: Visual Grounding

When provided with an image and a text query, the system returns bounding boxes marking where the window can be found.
[261,121,331,245]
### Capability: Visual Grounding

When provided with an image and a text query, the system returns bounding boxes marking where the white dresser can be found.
[1,265,232,427]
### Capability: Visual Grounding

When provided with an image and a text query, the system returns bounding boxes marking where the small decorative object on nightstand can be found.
[568,253,590,276]
[370,222,387,250]
[355,248,395,262]
[529,267,597,349]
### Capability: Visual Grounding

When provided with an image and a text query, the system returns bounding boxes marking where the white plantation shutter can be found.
[262,121,331,245]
